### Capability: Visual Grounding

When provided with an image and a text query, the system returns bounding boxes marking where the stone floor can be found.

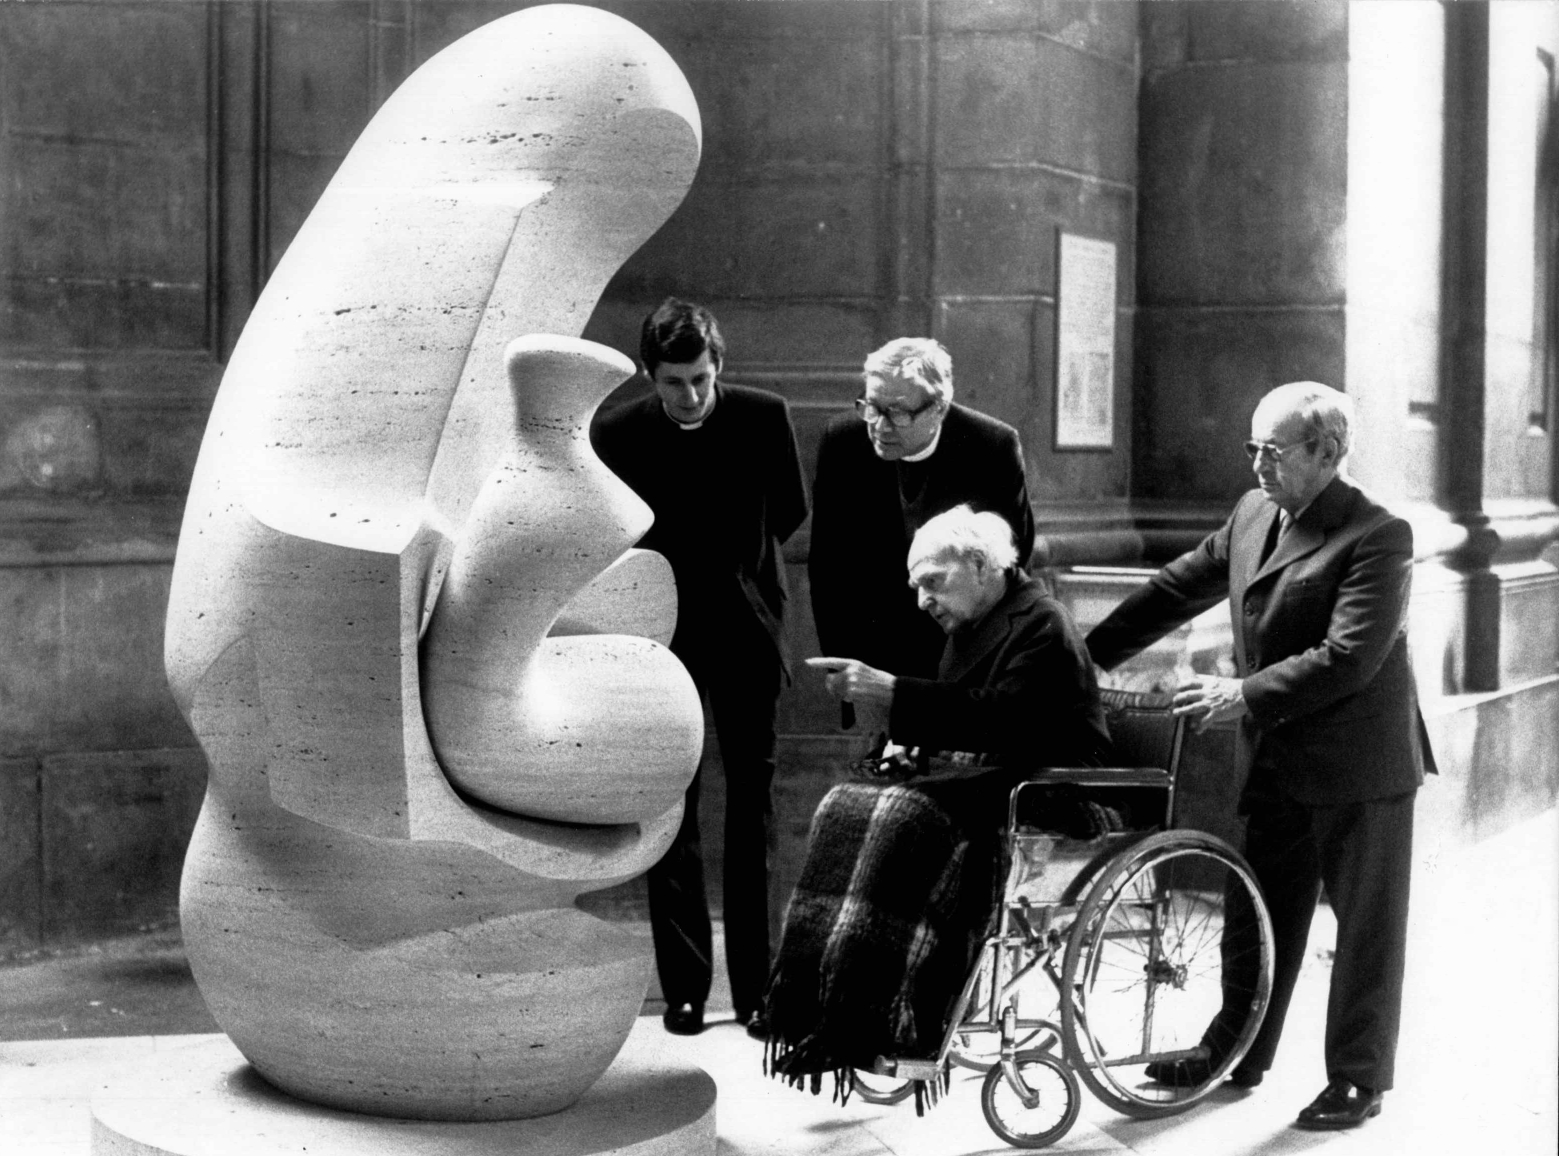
[1,808,1555,1156]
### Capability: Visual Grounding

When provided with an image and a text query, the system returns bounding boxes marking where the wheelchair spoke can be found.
[1060,834,1276,1118]
[981,1051,1081,1147]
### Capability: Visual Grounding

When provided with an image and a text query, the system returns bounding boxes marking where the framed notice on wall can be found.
[1054,231,1117,450]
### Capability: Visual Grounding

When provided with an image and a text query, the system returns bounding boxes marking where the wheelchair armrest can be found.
[1016,766,1170,788]
[1006,767,1171,831]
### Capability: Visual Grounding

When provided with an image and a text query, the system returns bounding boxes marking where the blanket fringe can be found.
[911,1064,952,1116]
[765,1032,949,1116]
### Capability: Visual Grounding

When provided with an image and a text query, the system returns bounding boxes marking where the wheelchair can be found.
[848,689,1276,1148]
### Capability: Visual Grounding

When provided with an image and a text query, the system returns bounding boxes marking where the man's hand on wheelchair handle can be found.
[1171,674,1248,733]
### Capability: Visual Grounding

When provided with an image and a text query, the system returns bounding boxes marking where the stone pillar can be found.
[1127,0,1559,842]
[1349,0,1559,706]
[1135,0,1349,519]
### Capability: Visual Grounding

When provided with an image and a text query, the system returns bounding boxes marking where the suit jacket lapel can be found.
[1244,502,1283,586]
[1251,476,1351,584]
[1253,515,1319,583]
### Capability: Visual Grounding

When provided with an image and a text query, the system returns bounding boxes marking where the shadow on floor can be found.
[0,913,714,1043]
[0,930,218,1041]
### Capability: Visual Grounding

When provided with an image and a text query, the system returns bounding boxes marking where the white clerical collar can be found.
[662,388,717,431]
[901,426,943,462]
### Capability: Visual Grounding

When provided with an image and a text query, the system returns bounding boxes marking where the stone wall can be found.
[1135,1,1349,509]
[0,3,218,953]
[1108,0,1559,862]
[3,0,1555,955]
[0,0,1142,951]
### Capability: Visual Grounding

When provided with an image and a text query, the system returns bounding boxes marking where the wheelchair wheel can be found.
[980,1050,1081,1148]
[1059,830,1273,1119]
[850,1069,914,1105]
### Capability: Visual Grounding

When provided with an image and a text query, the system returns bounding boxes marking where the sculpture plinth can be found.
[90,1032,715,1156]
[142,2,709,1139]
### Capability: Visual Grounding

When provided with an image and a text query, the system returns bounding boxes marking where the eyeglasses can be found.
[1244,437,1317,463]
[854,396,939,428]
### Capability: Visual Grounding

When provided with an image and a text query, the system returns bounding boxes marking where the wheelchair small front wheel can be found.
[980,1051,1080,1149]
[850,1068,914,1105]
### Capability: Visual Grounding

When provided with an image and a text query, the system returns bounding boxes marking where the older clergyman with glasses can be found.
[809,338,1035,716]
[1086,381,1437,1133]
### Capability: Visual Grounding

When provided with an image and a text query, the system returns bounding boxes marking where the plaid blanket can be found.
[762,782,983,1106]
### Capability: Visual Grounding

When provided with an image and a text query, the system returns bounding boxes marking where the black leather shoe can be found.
[1144,1056,1263,1090]
[1143,1057,1214,1087]
[743,1011,770,1041]
[734,1006,771,1040]
[1294,1079,1382,1130]
[1228,1063,1264,1089]
[662,1003,704,1036]
[1228,1065,1265,1090]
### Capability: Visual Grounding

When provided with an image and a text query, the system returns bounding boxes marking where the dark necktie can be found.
[1259,511,1292,566]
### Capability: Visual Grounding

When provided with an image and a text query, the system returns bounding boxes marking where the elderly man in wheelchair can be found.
[763,504,1275,1148]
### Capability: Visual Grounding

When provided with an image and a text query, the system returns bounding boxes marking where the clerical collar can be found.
[901,426,943,463]
[661,387,718,431]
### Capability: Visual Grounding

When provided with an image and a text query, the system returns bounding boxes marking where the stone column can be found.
[1131,0,1559,840]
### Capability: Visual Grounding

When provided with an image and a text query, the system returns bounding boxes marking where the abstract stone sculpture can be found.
[163,5,703,1122]
[422,337,699,823]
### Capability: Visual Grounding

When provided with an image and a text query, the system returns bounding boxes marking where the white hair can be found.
[863,337,954,404]
[908,504,1017,573]
[1256,380,1353,463]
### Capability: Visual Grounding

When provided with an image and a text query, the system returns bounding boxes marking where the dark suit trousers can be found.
[648,624,781,1017]
[1234,784,1416,1091]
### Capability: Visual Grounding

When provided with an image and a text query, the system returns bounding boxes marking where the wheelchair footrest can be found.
[872,1057,942,1082]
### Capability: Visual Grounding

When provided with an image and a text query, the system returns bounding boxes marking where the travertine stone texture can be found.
[162,4,703,1122]
[423,339,700,823]
[91,1030,717,1156]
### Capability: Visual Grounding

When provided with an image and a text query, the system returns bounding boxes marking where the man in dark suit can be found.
[809,338,1035,688]
[591,298,808,1039]
[1086,381,1435,1131]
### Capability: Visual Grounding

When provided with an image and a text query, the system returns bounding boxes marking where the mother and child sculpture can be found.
[163,4,708,1124]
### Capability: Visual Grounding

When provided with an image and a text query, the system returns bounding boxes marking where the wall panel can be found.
[930,14,1137,519]
[265,1,377,272]
[39,748,205,943]
[1,0,244,951]
[0,3,210,352]
[935,0,1138,61]
[936,32,1136,182]
[1139,63,1347,308]
[0,756,42,953]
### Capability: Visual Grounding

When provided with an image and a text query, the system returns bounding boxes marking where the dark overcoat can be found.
[591,381,808,671]
[1087,476,1436,805]
[809,403,1035,680]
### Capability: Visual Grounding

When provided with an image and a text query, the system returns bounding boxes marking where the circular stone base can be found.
[90,1029,715,1156]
